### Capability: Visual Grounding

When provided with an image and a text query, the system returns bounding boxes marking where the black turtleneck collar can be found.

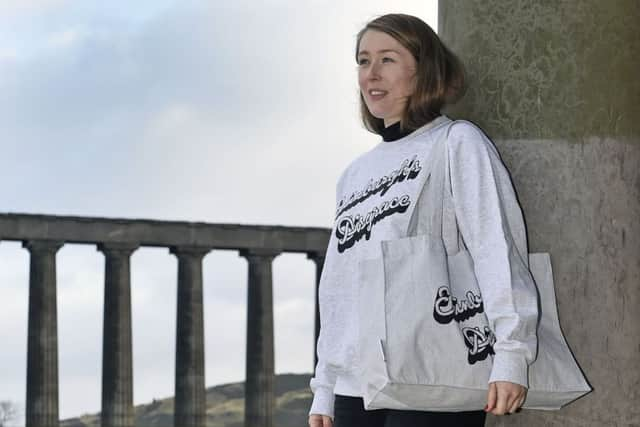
[380,115,444,142]
[380,120,412,142]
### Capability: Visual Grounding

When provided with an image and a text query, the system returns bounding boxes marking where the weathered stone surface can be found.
[98,243,138,427]
[439,1,640,425]
[440,0,639,142]
[239,248,281,427]
[24,240,63,427]
[171,245,211,427]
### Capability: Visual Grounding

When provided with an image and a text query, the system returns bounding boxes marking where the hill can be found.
[60,373,314,427]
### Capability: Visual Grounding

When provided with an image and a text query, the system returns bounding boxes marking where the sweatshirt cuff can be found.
[309,386,335,420]
[489,351,529,388]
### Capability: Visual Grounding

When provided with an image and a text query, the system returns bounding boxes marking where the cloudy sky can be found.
[0,0,437,422]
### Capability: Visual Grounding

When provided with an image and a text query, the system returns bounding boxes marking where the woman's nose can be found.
[366,61,381,80]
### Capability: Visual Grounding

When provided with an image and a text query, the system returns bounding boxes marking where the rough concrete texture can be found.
[440,0,639,142]
[439,1,640,425]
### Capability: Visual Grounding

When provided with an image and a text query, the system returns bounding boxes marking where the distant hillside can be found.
[60,373,314,427]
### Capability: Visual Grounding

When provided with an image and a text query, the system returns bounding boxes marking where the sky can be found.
[0,0,438,423]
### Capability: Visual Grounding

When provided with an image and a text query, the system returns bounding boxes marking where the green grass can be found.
[60,373,314,427]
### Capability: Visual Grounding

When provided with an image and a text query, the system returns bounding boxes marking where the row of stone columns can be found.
[21,239,325,427]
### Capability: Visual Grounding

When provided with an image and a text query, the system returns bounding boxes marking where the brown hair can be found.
[355,13,466,135]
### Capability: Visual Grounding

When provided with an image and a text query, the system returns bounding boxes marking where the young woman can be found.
[308,13,538,427]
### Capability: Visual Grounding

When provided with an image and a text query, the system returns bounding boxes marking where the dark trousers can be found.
[333,394,486,427]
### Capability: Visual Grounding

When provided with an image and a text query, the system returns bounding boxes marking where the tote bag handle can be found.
[407,120,467,256]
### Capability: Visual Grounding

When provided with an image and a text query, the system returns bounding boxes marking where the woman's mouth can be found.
[368,89,388,101]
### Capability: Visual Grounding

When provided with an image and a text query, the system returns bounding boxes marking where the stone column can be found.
[97,242,139,427]
[439,2,639,425]
[169,245,211,427]
[23,239,63,427]
[238,248,281,427]
[306,252,325,369]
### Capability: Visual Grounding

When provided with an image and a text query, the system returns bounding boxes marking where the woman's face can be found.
[357,30,417,127]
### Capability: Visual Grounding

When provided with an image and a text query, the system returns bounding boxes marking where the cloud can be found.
[0,1,334,134]
[0,1,345,225]
[0,0,69,16]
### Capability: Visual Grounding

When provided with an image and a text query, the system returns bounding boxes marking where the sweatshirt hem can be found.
[334,370,363,397]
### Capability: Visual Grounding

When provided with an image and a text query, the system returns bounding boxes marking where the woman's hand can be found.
[308,414,333,427]
[485,381,527,415]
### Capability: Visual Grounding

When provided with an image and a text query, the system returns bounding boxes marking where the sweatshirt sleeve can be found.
[308,298,338,421]
[446,121,539,388]
[308,170,351,420]
[308,351,337,420]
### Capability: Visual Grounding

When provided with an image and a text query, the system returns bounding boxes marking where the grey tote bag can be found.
[356,122,591,412]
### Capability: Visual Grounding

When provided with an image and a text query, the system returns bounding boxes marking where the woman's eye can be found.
[358,57,393,66]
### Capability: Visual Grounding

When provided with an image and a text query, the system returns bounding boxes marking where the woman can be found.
[308,13,538,427]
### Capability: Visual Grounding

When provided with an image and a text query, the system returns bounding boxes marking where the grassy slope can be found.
[60,373,314,427]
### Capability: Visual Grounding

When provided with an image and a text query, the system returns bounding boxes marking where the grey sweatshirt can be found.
[308,115,539,420]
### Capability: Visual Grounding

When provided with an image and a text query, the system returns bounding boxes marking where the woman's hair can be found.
[355,13,466,135]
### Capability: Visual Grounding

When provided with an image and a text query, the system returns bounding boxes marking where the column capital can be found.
[169,245,212,258]
[22,239,64,253]
[306,251,326,264]
[238,247,282,261]
[97,242,140,256]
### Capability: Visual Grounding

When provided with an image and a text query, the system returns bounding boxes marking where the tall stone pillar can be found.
[439,1,639,425]
[23,239,63,427]
[97,242,138,427]
[238,248,281,427]
[306,251,325,369]
[170,245,211,427]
